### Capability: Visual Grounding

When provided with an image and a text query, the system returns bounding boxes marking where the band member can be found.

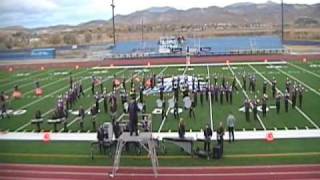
[214,83,219,102]
[262,81,268,94]
[226,112,236,142]
[229,85,233,104]
[225,82,229,103]
[128,98,139,136]
[109,92,117,118]
[174,85,179,102]
[242,73,247,91]
[91,76,95,95]
[275,92,281,114]
[220,85,224,105]
[161,76,164,86]
[292,86,298,109]
[95,92,100,111]
[203,124,213,153]
[244,98,250,121]
[161,100,166,120]
[205,84,209,102]
[222,76,226,89]
[173,98,179,119]
[284,90,290,113]
[79,106,85,131]
[69,75,73,89]
[129,86,136,100]
[1,102,10,119]
[120,90,128,113]
[197,77,201,92]
[79,81,85,97]
[193,90,198,107]
[192,76,196,91]
[261,94,268,117]
[271,77,277,98]
[103,92,108,113]
[216,122,225,153]
[214,74,218,84]
[189,97,196,120]
[298,85,304,108]
[285,78,291,93]
[139,85,144,103]
[130,74,134,89]
[90,105,98,130]
[252,97,258,121]
[122,77,126,91]
[231,77,238,91]
[178,118,185,138]
[100,80,104,94]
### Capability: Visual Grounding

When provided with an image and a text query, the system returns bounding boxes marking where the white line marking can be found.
[17,70,87,110]
[249,64,319,129]
[15,69,126,132]
[288,62,320,79]
[228,64,266,130]
[0,169,319,177]
[276,66,320,96]
[207,65,214,130]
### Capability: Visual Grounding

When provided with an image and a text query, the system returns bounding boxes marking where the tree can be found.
[48,34,62,45]
[84,33,92,43]
[63,33,78,45]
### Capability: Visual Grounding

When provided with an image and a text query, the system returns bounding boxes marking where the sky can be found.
[0,0,318,28]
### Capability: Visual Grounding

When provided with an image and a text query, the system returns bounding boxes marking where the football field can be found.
[0,60,320,134]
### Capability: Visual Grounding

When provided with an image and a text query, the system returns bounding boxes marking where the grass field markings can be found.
[15,69,127,132]
[158,66,187,133]
[0,152,319,160]
[17,69,88,110]
[288,62,320,79]
[249,64,320,129]
[7,72,77,103]
[207,65,214,131]
[276,66,320,96]
[227,65,266,130]
[1,70,50,88]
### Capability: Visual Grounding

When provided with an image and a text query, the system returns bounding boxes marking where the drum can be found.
[156,99,163,108]
[138,103,144,111]
[124,102,129,112]
[183,96,192,109]
[168,98,175,108]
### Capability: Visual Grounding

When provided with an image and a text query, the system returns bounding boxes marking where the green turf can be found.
[0,139,319,166]
[0,62,320,132]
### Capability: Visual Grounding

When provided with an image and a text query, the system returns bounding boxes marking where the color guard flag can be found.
[35,88,43,96]
[12,91,22,99]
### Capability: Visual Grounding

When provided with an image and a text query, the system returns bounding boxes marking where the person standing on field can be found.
[226,112,235,143]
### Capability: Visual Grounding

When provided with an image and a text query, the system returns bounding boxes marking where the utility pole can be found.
[111,0,116,46]
[141,17,144,51]
[281,0,284,43]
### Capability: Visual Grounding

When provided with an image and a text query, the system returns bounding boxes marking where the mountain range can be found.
[1,1,319,31]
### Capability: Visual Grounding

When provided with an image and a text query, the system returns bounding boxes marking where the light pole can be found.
[111,0,116,46]
[281,0,284,43]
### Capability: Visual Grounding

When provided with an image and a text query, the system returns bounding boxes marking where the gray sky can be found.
[0,0,318,28]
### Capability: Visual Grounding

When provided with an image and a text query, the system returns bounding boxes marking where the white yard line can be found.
[276,67,320,96]
[288,62,320,79]
[8,75,74,102]
[17,70,88,110]
[14,69,127,132]
[1,70,49,87]
[158,66,187,133]
[249,64,319,129]
[228,65,267,130]
[207,65,214,131]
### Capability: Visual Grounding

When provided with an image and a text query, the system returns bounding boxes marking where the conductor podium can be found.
[110,114,158,178]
